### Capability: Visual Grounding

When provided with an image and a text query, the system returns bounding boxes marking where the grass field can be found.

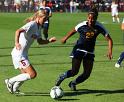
[0,12,124,102]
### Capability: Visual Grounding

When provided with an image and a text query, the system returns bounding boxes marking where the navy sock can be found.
[117,52,124,64]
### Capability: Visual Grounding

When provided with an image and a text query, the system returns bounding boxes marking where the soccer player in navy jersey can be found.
[115,18,124,68]
[115,52,124,68]
[39,0,52,40]
[55,8,113,91]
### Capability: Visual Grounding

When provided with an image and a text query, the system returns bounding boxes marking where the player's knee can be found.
[71,70,78,76]
[84,73,91,79]
[30,72,37,79]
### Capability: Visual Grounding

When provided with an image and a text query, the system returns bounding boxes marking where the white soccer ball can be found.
[50,86,64,99]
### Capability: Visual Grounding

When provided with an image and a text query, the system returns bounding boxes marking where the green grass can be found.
[0,12,124,102]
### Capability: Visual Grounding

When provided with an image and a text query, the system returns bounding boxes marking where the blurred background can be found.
[0,0,124,13]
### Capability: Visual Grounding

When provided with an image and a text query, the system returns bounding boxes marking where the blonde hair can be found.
[24,10,47,23]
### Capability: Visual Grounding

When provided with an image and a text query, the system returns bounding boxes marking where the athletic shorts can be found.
[11,55,30,69]
[112,11,118,16]
[43,23,49,29]
[70,48,95,61]
[11,48,30,69]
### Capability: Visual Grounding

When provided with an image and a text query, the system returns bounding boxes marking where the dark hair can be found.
[88,7,98,20]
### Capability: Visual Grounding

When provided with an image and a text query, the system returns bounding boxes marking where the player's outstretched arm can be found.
[61,28,76,44]
[105,35,113,60]
[37,37,56,45]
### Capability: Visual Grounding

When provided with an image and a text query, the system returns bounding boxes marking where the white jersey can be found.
[111,3,118,16]
[11,21,41,69]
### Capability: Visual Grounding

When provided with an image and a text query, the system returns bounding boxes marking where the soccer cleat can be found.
[5,79,13,93]
[115,63,121,68]
[68,81,76,91]
[55,74,65,86]
[13,90,25,95]
[13,90,20,94]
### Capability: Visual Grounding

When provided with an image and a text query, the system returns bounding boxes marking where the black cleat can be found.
[55,74,65,86]
[68,81,76,91]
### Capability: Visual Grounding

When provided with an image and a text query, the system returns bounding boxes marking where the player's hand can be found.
[49,37,56,43]
[61,37,67,44]
[107,52,113,60]
[15,43,21,50]
[31,34,37,39]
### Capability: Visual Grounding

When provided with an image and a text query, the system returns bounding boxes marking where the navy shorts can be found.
[70,48,95,61]
[43,23,49,29]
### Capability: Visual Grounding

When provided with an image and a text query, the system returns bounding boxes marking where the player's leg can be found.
[12,69,25,93]
[5,65,37,93]
[43,23,49,40]
[112,11,116,23]
[14,65,37,93]
[55,58,81,86]
[112,15,116,23]
[115,52,124,68]
[116,15,120,23]
[5,72,31,94]
[69,59,94,91]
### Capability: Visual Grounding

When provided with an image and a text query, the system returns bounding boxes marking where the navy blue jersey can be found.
[74,21,109,53]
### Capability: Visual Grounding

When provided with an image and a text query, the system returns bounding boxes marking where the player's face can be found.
[87,13,96,27]
[39,16,47,25]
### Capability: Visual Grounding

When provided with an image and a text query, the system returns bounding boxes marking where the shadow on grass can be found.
[0,59,119,67]
[15,91,79,101]
[0,62,71,67]
[0,53,47,58]
[15,89,124,101]
[64,89,124,96]
[0,43,123,50]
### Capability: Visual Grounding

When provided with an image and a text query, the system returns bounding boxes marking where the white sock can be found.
[117,18,120,23]
[9,73,31,84]
[13,81,24,92]
[113,17,115,22]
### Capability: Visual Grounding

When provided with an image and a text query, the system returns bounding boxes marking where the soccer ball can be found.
[50,86,64,99]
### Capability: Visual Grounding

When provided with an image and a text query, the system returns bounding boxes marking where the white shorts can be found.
[11,48,30,69]
[112,11,118,16]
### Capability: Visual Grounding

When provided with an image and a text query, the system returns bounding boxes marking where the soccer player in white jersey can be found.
[39,0,52,40]
[5,10,56,94]
[111,1,120,23]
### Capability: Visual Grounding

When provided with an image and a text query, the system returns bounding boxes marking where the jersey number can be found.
[86,32,94,38]
[20,60,26,66]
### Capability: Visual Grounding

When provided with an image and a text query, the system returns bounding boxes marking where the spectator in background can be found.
[111,1,120,23]
[69,0,75,13]
[14,0,21,13]
[4,0,9,12]
[39,0,52,40]
[84,0,92,11]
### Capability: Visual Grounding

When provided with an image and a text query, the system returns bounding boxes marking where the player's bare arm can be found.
[105,34,113,60]
[15,29,25,50]
[37,37,56,44]
[61,28,76,44]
